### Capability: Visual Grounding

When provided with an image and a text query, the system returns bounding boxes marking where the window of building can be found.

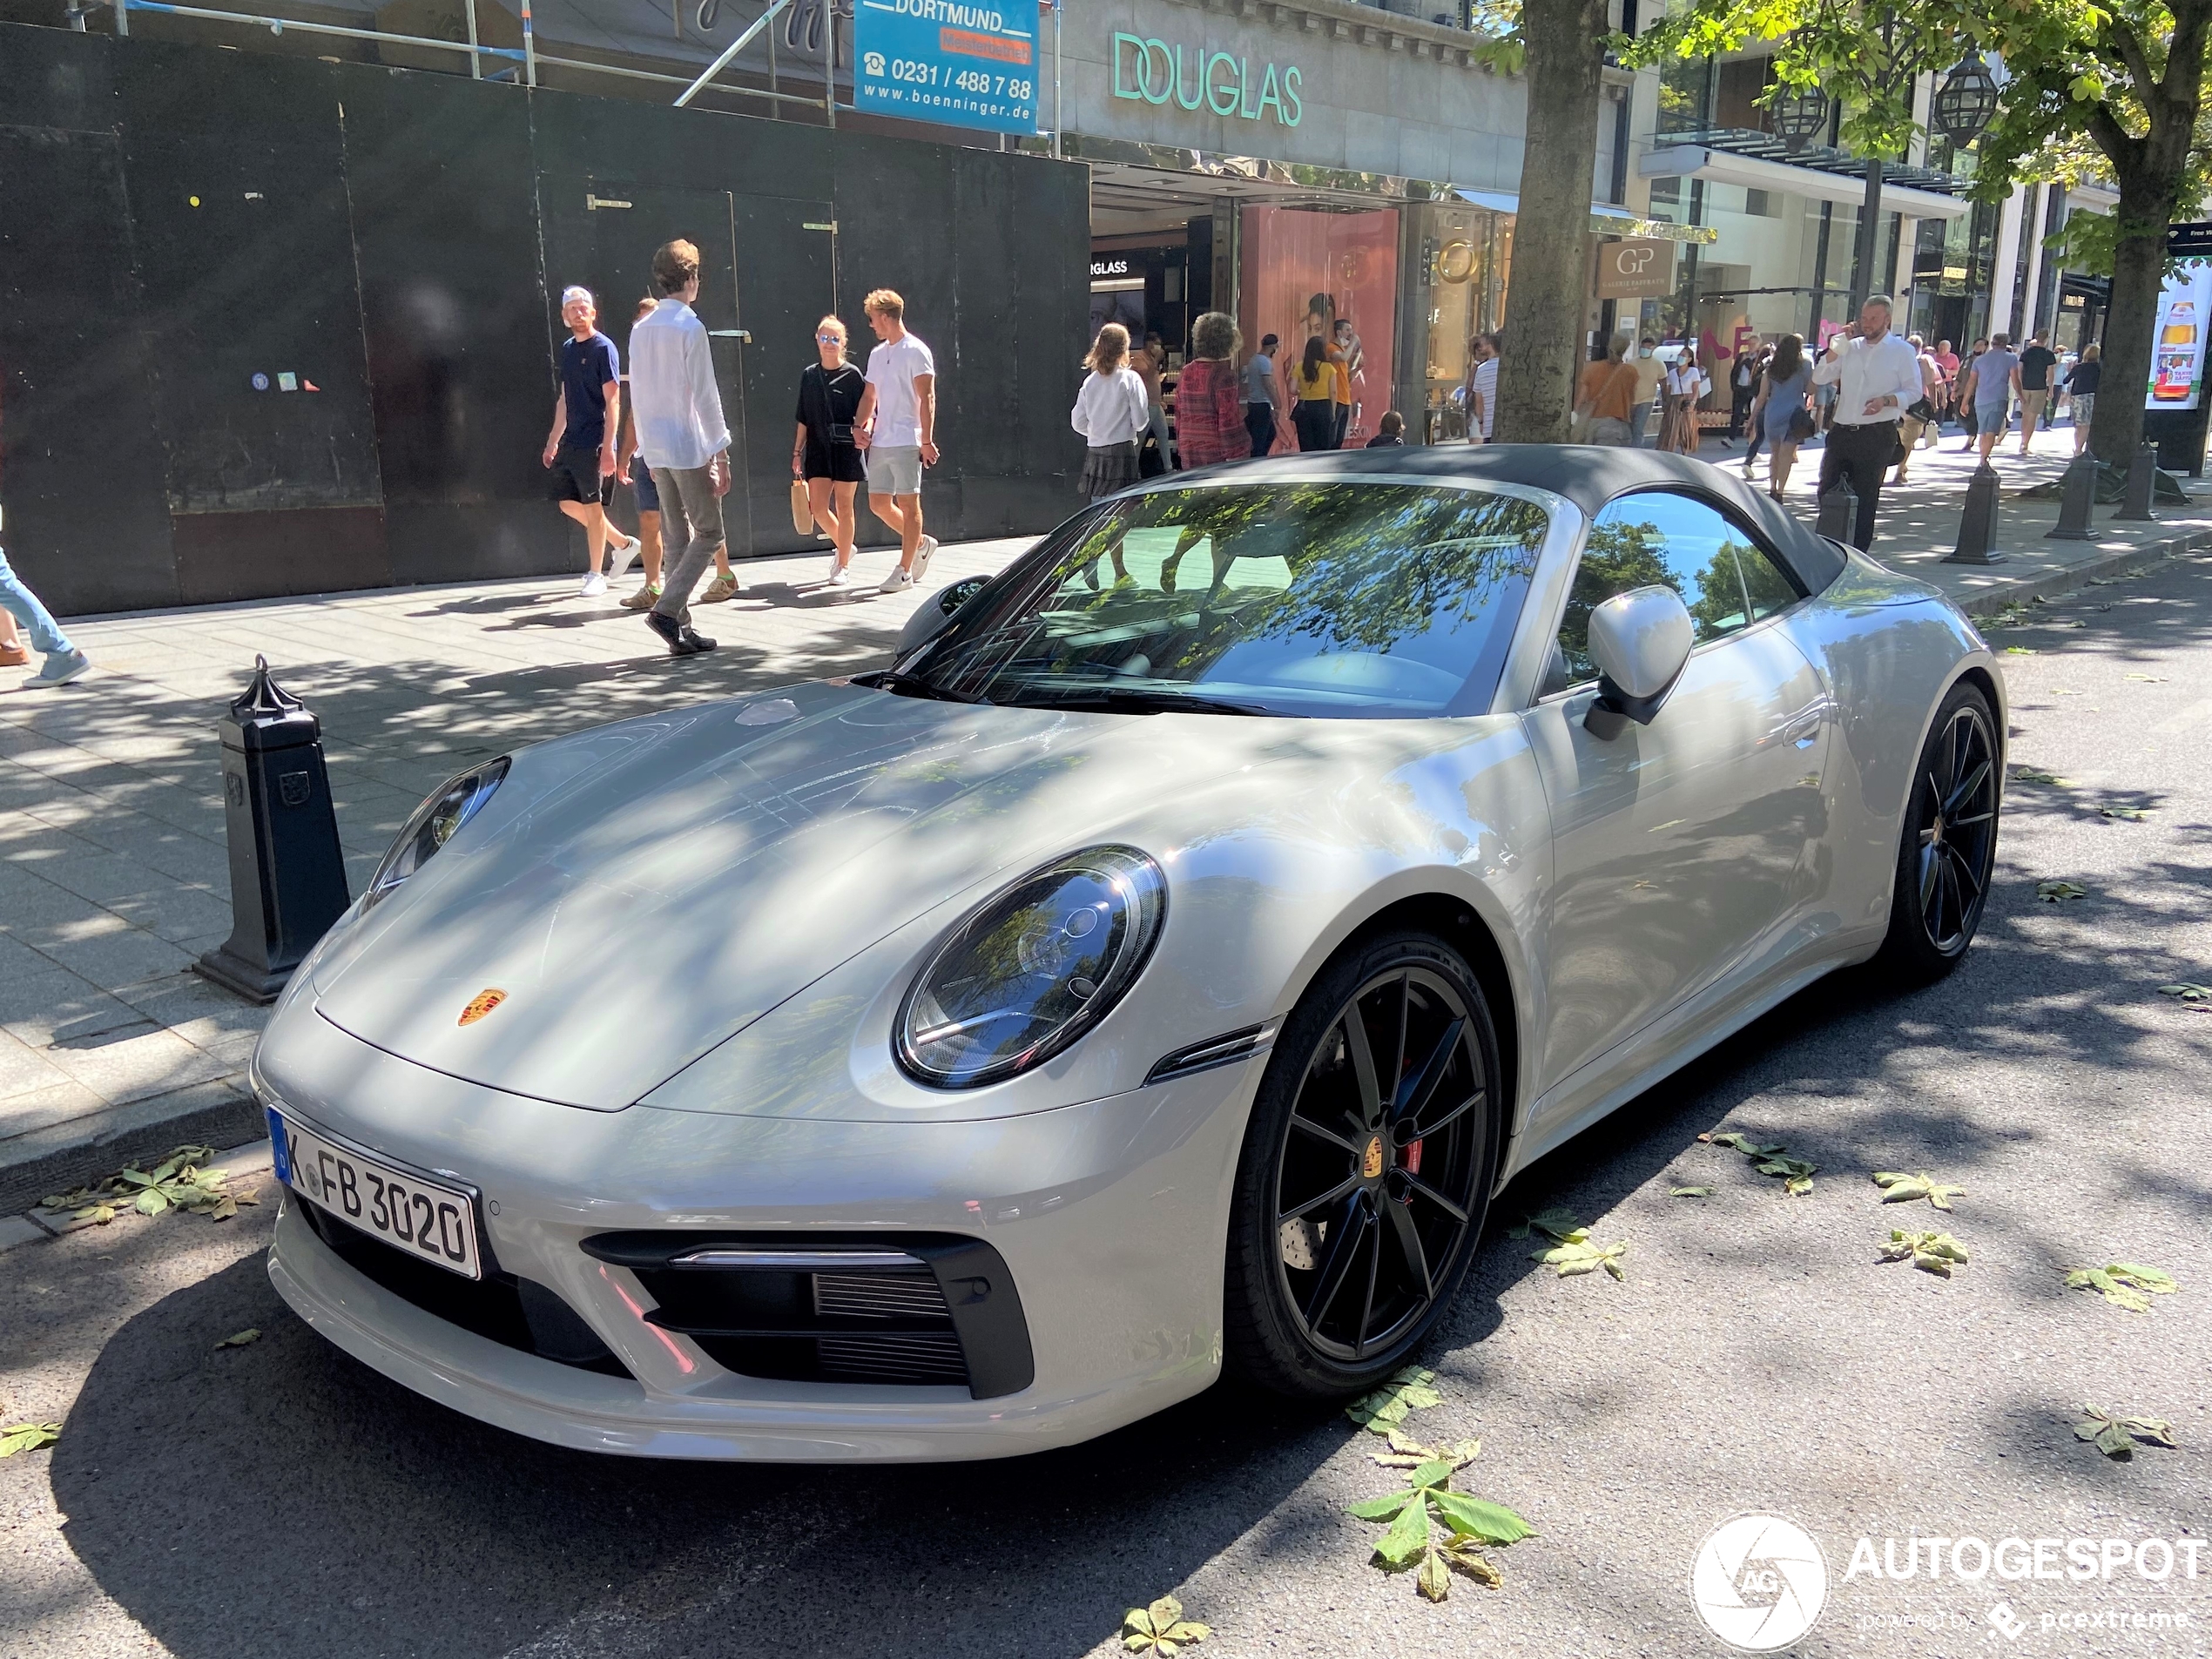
[1649,176,1682,206]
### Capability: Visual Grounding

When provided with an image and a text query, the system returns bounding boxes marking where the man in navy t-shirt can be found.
[542,286,639,597]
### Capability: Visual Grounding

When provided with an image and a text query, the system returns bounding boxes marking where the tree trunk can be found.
[1494,0,1609,442]
[2088,184,2175,464]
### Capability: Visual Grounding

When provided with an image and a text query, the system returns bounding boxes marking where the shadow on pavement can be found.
[50,1244,1474,1659]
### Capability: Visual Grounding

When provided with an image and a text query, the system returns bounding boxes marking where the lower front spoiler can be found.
[267,1199,1192,1462]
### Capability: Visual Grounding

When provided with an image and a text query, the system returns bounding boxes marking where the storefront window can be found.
[1238,203,1401,449]
[1397,203,1509,443]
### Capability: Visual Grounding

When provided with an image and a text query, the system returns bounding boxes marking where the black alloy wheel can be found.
[1878,682,2001,980]
[1225,931,1499,1395]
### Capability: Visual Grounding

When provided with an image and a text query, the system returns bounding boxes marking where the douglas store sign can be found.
[1111,32,1304,125]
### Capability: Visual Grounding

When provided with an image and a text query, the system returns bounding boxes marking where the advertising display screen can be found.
[854,1,1038,136]
[2146,261,2212,411]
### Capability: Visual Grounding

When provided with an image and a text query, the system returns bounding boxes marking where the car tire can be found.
[1223,928,1502,1399]
[1873,678,2001,983]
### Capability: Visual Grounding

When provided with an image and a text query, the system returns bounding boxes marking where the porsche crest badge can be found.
[458,988,508,1027]
[1363,1135,1386,1180]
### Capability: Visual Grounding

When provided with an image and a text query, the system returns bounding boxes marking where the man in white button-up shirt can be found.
[1810,295,1924,550]
[628,239,732,656]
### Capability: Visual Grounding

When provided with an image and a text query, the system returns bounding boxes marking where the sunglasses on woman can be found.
[817,332,842,343]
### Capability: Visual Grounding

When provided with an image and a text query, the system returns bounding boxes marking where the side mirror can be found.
[894,574,992,658]
[1583,583,1694,739]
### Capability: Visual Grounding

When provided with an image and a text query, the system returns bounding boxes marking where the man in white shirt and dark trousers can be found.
[628,239,730,657]
[853,288,939,594]
[1810,296,1924,551]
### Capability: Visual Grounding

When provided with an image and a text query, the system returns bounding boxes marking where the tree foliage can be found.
[1630,0,2212,458]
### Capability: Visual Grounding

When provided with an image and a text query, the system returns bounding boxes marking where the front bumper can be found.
[258,1007,1258,1461]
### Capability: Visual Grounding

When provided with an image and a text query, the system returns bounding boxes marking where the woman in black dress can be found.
[792,314,867,586]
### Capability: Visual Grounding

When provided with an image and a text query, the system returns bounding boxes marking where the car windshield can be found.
[900,482,1550,718]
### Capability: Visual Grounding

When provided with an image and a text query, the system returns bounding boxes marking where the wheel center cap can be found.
[1931,813,1946,846]
[1362,1135,1386,1180]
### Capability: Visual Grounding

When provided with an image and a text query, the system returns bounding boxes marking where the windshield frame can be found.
[898,471,1576,722]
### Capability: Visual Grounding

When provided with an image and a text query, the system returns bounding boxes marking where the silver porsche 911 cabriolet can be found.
[256,447,2002,1461]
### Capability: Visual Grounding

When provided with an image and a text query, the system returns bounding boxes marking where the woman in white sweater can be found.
[1071,323,1151,500]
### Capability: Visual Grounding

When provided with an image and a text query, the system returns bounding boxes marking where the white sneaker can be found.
[827,562,852,588]
[914,535,939,583]
[878,565,914,594]
[606,533,641,581]
[580,571,609,597]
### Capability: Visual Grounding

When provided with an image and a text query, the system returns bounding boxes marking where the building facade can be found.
[1606,44,2105,370]
[1031,0,1529,446]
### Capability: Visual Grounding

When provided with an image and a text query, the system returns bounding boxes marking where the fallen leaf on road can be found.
[0,1423,61,1457]
[1669,1186,1712,1197]
[1756,1157,1818,1197]
[2065,1263,2180,1313]
[1703,1131,1785,1156]
[1345,1366,1443,1434]
[2074,1406,2175,1459]
[1371,1429,1481,1470]
[2125,672,2169,682]
[2037,881,2089,902]
[2002,645,2036,655]
[1348,1458,1534,1601]
[2100,805,2152,820]
[2155,982,2212,1003]
[1872,1170,1966,1210]
[214,1328,261,1350]
[1122,1596,1210,1654]
[2054,688,2084,696]
[42,1146,259,1226]
[1535,1237,1628,1280]
[1879,1230,1969,1277]
[2011,768,2077,786]
[1507,1206,1588,1243]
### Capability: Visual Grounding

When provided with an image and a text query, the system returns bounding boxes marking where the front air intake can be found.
[578,1231,1034,1398]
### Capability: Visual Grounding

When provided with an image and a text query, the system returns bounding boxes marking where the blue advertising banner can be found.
[853,0,1038,136]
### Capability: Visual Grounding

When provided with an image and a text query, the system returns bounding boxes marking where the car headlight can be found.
[365,758,510,908]
[896,846,1167,1088]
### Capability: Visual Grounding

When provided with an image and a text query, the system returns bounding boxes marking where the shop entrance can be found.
[1088,163,1468,455]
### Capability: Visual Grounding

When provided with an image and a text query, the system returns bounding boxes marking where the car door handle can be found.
[709,329,751,341]
[1782,711,1822,748]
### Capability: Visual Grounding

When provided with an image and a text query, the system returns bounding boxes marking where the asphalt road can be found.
[4,556,2209,1659]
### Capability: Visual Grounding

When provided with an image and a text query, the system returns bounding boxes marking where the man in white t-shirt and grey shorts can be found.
[853,287,940,594]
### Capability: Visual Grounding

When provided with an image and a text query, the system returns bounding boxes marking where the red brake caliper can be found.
[1399,1137,1423,1194]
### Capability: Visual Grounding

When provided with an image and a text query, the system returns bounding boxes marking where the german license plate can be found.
[269,1106,482,1279]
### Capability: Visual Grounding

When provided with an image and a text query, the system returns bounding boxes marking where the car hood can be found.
[308,681,1305,1110]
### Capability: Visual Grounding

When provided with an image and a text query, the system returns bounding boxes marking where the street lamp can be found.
[1931,52,2000,147]
[1771,85,1831,154]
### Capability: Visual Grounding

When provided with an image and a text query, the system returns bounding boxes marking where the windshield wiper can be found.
[851,669,984,705]
[1014,685,1273,718]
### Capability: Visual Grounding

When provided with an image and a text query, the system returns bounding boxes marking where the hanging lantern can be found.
[1770,84,1831,154]
[1932,52,2000,145]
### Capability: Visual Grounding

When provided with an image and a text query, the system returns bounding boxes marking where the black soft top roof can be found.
[1175,444,1848,596]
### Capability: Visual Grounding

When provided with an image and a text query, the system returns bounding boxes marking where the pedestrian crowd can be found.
[543,239,941,658]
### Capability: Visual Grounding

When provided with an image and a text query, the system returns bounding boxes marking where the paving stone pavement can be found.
[0,428,2204,1211]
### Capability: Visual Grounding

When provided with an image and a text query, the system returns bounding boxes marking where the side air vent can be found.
[580,1231,1034,1398]
[1145,1022,1277,1085]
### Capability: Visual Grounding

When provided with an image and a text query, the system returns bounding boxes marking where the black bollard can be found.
[2115,441,2158,522]
[2045,451,2099,541]
[195,656,351,1004]
[1814,478,1857,544]
[1943,462,2006,564]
